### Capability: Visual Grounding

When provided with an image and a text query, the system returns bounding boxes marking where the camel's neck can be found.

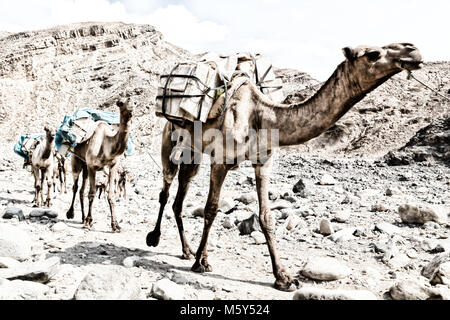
[258,62,397,146]
[41,136,54,159]
[108,110,131,157]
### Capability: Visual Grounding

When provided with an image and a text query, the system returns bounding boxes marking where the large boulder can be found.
[74,265,142,300]
[301,257,352,281]
[151,278,185,300]
[0,223,32,261]
[0,278,49,300]
[398,204,448,225]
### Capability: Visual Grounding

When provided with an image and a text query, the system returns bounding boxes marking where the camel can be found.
[96,163,129,200]
[146,43,423,291]
[31,127,56,207]
[52,150,68,194]
[66,98,133,232]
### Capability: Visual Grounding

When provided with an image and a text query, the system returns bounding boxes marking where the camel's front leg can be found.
[107,164,121,232]
[40,168,46,207]
[192,164,229,273]
[44,168,53,207]
[147,127,179,248]
[84,167,97,229]
[32,167,41,207]
[255,157,299,292]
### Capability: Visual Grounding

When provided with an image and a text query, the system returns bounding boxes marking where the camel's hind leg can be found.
[79,164,88,223]
[192,164,229,273]
[254,157,299,292]
[172,163,201,260]
[66,156,83,220]
[84,167,97,229]
[147,123,178,247]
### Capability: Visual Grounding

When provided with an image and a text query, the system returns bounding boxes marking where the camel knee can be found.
[259,209,275,233]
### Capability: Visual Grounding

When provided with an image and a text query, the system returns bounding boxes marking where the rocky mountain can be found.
[0,22,191,153]
[0,22,449,160]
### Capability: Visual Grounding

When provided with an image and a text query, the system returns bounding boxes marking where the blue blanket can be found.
[55,108,135,156]
[13,134,45,159]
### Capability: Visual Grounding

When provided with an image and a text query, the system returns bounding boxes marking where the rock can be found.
[398,204,448,225]
[29,209,58,219]
[271,200,292,211]
[430,262,450,285]
[318,174,337,186]
[192,207,204,218]
[421,239,442,253]
[152,278,184,300]
[0,278,49,299]
[238,176,254,186]
[251,231,266,245]
[219,197,235,214]
[334,210,351,223]
[371,204,389,212]
[2,208,25,221]
[222,216,235,229]
[236,193,257,205]
[293,287,377,300]
[319,219,334,235]
[122,256,139,268]
[422,253,450,279]
[386,187,403,197]
[389,279,449,300]
[51,222,68,232]
[293,179,306,194]
[268,190,280,201]
[285,215,302,231]
[0,257,21,269]
[74,265,142,300]
[301,257,352,281]
[0,257,60,283]
[375,222,403,236]
[0,224,32,261]
[238,214,261,235]
[329,228,357,243]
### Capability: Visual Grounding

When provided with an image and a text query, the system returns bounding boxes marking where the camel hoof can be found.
[111,223,121,233]
[274,278,300,292]
[83,218,93,229]
[191,262,213,273]
[146,231,161,247]
[181,250,195,260]
[66,210,74,220]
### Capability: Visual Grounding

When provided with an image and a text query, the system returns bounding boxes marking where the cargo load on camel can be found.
[155,52,284,124]
[55,108,135,158]
[13,133,45,166]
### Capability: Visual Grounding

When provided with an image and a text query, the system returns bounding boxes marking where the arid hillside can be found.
[0,22,449,159]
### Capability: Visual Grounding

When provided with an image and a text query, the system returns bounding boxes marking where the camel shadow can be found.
[47,241,276,290]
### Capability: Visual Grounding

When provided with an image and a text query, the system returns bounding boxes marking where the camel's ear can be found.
[343,47,355,60]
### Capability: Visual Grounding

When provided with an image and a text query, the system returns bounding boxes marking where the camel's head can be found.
[342,42,422,88]
[116,97,133,122]
[44,126,56,140]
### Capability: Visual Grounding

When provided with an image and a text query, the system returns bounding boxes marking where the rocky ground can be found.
[1,142,449,300]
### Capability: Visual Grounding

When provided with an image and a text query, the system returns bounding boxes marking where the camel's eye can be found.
[366,51,381,62]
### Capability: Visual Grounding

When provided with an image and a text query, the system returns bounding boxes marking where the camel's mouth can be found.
[398,59,423,71]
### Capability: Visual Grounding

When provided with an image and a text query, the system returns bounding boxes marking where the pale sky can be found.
[0,0,449,80]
